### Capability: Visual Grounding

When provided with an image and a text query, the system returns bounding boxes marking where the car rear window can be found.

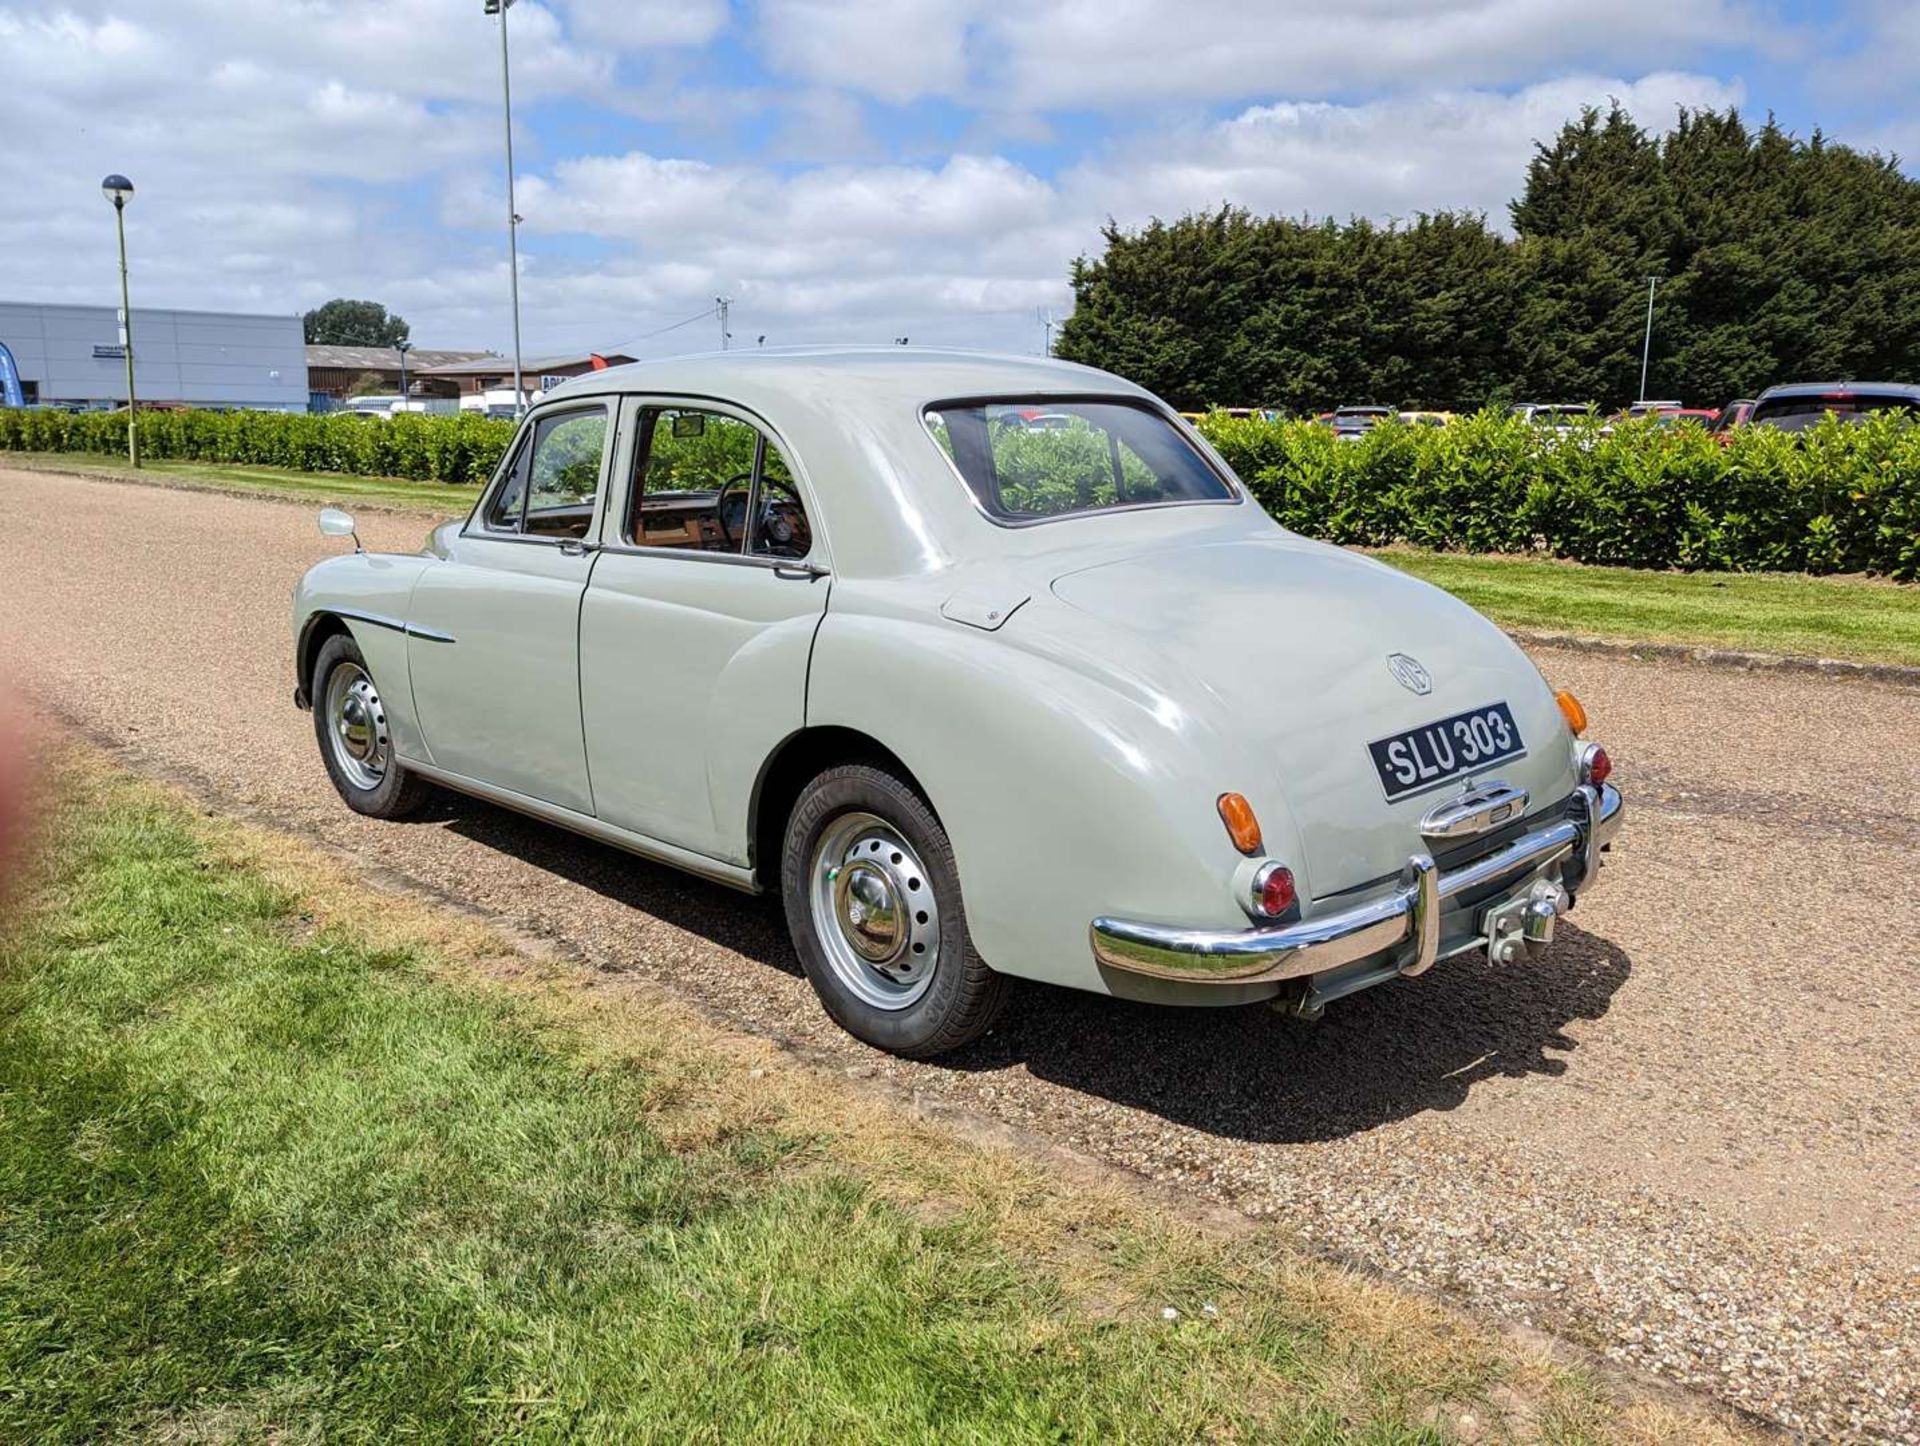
[925,399,1237,524]
[1750,394,1917,431]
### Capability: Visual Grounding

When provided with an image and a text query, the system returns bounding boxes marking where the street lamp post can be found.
[101,174,138,467]
[483,0,525,417]
[1637,275,1660,405]
[395,339,413,413]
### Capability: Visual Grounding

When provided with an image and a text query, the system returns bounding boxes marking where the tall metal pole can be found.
[716,296,730,351]
[1638,276,1659,405]
[396,340,411,413]
[498,2,525,417]
[113,198,139,467]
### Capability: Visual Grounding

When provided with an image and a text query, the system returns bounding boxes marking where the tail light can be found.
[1578,743,1612,788]
[1250,861,1297,918]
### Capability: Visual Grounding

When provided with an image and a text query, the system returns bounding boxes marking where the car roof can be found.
[1754,380,1920,402]
[542,345,1152,412]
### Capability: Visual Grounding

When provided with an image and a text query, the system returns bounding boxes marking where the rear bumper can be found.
[1090,783,1623,986]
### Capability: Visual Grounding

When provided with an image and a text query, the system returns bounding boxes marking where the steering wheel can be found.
[713,472,755,545]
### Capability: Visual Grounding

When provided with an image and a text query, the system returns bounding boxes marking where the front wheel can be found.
[311,633,433,820]
[781,763,1007,1057]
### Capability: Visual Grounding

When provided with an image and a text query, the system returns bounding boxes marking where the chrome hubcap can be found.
[809,812,939,1010]
[324,662,389,792]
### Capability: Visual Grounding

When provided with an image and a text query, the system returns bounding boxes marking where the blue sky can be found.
[2,1,1913,358]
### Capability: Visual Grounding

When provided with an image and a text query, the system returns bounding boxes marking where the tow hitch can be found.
[1482,878,1568,965]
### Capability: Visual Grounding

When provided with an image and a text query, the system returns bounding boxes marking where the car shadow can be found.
[424,793,800,976]
[949,921,1632,1144]
[414,791,1629,1147]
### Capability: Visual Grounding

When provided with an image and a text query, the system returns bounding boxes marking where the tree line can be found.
[1055,105,1920,412]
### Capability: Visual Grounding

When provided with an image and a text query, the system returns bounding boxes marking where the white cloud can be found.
[754,0,1774,108]
[562,0,731,50]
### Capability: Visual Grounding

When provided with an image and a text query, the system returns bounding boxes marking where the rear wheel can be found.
[781,763,1007,1057]
[311,633,433,819]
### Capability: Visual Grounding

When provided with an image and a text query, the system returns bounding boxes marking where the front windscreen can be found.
[925,399,1237,523]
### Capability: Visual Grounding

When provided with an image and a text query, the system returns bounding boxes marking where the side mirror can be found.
[318,506,362,553]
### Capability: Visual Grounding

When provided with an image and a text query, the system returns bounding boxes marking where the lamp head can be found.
[101,174,134,208]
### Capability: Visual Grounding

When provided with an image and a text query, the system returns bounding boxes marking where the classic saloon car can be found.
[294,348,1623,1057]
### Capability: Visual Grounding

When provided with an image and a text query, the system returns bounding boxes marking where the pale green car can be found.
[294,348,1623,1057]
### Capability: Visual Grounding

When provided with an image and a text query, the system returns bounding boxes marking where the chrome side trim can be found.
[328,608,456,645]
[331,606,408,635]
[1419,780,1530,840]
[399,757,761,894]
[1090,784,1622,986]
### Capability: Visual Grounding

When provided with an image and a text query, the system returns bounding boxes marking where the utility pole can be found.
[1638,276,1659,404]
[716,296,731,350]
[485,0,525,417]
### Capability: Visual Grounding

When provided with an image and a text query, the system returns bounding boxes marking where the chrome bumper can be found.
[1090,783,1623,986]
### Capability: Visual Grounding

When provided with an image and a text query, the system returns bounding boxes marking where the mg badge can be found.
[1386,653,1432,695]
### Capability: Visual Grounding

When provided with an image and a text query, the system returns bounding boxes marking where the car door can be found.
[579,396,829,864]
[406,399,616,815]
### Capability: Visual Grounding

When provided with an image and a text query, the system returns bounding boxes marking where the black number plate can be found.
[1369,702,1525,801]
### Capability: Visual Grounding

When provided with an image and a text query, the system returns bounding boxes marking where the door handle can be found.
[559,539,600,557]
[772,562,828,580]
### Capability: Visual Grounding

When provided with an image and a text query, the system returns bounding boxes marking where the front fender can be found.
[805,596,1293,1000]
[293,551,439,759]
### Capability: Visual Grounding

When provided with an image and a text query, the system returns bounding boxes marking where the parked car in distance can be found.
[293,348,1623,1057]
[1622,399,1684,418]
[1709,399,1756,439]
[1643,407,1720,428]
[1747,381,1920,432]
[1510,403,1596,433]
[1331,404,1395,441]
[1397,411,1454,427]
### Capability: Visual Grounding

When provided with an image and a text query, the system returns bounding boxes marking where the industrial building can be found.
[305,344,495,407]
[0,300,308,411]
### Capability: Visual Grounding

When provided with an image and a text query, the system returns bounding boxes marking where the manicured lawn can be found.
[1,450,478,515]
[1380,548,1920,668]
[1,754,1704,1442]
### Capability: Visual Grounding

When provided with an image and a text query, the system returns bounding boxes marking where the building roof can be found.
[304,345,495,370]
[416,351,635,377]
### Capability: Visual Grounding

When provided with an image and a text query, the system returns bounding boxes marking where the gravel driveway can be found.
[4,467,1916,1440]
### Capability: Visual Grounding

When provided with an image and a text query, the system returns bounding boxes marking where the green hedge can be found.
[1197,410,1920,580]
[5,404,1917,578]
[0,407,515,486]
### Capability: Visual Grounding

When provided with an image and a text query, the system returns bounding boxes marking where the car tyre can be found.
[311,633,433,820]
[782,762,1008,1058]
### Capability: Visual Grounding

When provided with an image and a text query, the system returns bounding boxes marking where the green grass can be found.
[1380,548,1920,668]
[4,759,1592,1443]
[2,450,478,514]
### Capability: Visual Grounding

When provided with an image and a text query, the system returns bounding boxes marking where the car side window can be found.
[628,407,812,560]
[483,436,531,532]
[481,407,607,539]
[523,408,609,539]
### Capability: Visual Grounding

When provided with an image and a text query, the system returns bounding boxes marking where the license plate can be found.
[1368,701,1525,801]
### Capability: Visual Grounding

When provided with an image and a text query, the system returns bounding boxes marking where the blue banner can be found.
[0,340,22,408]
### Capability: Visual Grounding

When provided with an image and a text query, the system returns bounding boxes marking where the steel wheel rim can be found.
[808,811,940,1011]
[324,661,389,792]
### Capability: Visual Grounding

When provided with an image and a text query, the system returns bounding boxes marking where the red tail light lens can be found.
[1580,744,1612,787]
[1253,862,1297,918]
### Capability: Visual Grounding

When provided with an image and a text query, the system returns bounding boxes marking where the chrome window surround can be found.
[921,393,1248,530]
